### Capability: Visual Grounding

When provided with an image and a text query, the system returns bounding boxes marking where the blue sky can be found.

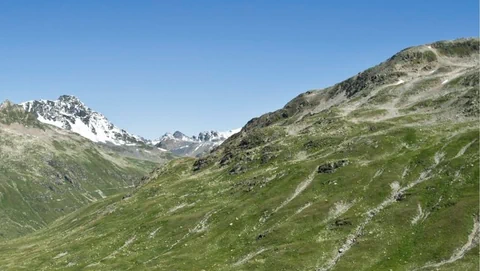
[0,0,478,138]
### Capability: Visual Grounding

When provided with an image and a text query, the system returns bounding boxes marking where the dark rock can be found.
[256,233,267,240]
[229,164,245,175]
[304,140,319,149]
[318,160,349,174]
[334,218,352,227]
[193,158,210,171]
[63,175,73,184]
[220,151,234,167]
[260,146,278,164]
[315,118,334,126]
[394,192,406,201]
[261,153,274,164]
[239,135,264,150]
[173,131,186,139]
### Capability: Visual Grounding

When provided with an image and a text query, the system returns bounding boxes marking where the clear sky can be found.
[0,0,478,138]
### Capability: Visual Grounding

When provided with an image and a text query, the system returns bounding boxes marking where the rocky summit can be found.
[153,128,241,157]
[21,95,146,146]
[0,38,478,271]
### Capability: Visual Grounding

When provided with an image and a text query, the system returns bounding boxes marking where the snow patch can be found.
[218,128,241,139]
[37,115,64,129]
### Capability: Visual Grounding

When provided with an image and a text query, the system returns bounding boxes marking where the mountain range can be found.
[153,129,241,157]
[20,95,240,157]
[0,38,478,270]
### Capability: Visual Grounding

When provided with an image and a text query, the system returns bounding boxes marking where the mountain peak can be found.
[57,95,86,107]
[0,100,13,110]
[58,94,81,102]
[154,128,241,157]
[21,96,144,145]
[173,131,186,139]
[0,100,42,127]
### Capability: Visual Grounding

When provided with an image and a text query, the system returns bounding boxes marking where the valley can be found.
[0,38,477,270]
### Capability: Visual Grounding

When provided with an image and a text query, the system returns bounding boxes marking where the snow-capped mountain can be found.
[20,94,240,154]
[153,128,241,157]
[194,129,241,142]
[154,129,241,144]
[21,95,145,146]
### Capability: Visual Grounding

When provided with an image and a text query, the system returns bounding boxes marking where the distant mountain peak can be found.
[0,100,13,109]
[153,128,241,157]
[173,131,186,139]
[58,94,82,102]
[21,95,144,145]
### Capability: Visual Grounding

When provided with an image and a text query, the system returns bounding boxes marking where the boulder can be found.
[318,159,349,173]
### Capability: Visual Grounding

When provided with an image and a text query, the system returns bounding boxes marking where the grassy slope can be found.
[0,119,477,270]
[0,39,478,270]
[0,103,169,240]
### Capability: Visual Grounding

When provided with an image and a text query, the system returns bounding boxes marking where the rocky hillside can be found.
[0,101,173,239]
[153,129,241,157]
[0,38,478,270]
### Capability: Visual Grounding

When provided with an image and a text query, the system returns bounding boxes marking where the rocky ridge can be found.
[153,128,241,157]
[21,95,145,146]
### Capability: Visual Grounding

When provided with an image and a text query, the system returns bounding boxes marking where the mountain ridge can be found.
[152,128,241,157]
[20,95,240,156]
[21,95,146,146]
[0,38,478,270]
